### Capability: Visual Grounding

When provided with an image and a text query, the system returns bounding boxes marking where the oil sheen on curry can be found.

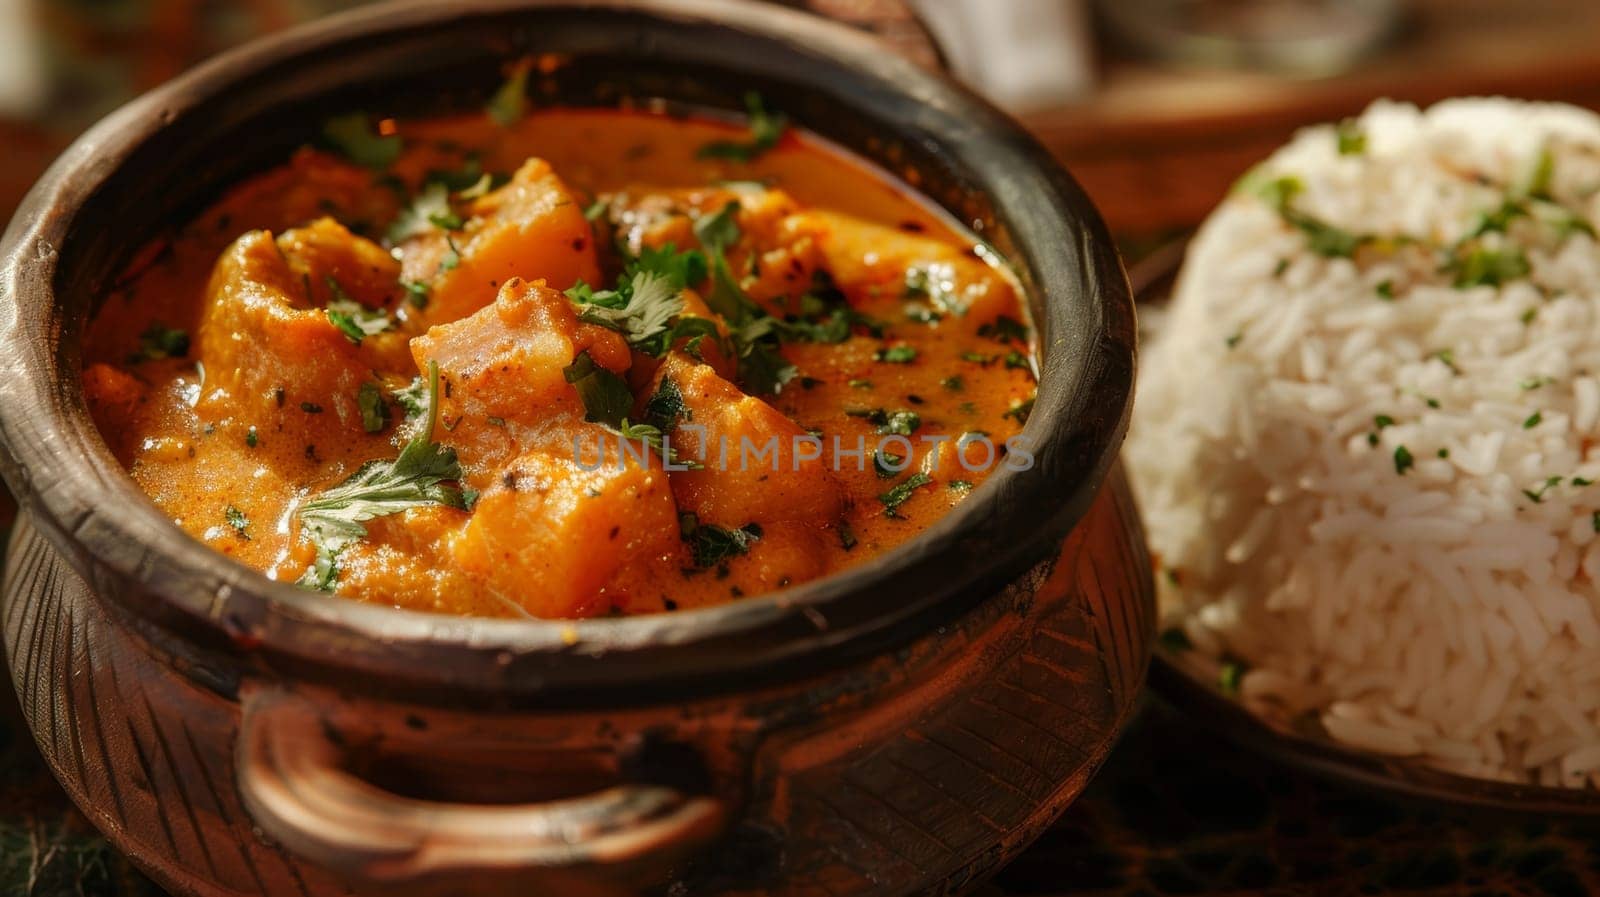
[84,91,1038,619]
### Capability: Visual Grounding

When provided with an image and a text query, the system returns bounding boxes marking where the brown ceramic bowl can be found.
[1132,241,1600,817]
[0,1,1150,895]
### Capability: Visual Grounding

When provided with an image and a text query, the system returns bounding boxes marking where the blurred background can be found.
[3,0,1600,242]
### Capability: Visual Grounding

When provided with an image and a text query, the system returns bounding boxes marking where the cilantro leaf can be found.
[129,323,190,363]
[1449,247,1530,288]
[358,382,389,434]
[224,505,250,540]
[679,512,762,568]
[486,59,531,127]
[696,92,787,163]
[572,270,685,348]
[564,351,634,426]
[323,113,403,170]
[387,182,459,244]
[325,281,392,345]
[693,201,742,252]
[296,361,464,590]
[391,376,430,419]
[643,377,690,431]
[879,472,933,518]
[1336,120,1367,156]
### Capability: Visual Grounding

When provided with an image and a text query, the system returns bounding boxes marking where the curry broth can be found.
[84,107,1037,619]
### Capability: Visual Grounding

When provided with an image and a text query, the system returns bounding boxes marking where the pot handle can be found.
[235,689,726,890]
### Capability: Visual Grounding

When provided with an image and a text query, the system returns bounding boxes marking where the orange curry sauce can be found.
[83,106,1037,619]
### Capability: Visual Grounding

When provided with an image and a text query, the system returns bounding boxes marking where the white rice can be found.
[1128,98,1600,787]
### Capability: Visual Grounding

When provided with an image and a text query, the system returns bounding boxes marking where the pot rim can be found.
[0,0,1135,704]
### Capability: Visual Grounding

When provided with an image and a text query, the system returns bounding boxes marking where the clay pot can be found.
[0,1,1149,894]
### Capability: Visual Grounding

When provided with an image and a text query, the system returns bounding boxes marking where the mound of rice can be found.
[1128,98,1600,787]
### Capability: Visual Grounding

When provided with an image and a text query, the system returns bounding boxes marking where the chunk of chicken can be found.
[399,158,601,325]
[196,220,407,431]
[789,210,1019,331]
[409,278,630,471]
[450,446,682,618]
[650,353,845,530]
[605,185,825,317]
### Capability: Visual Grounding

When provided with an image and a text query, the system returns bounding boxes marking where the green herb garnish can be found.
[322,113,402,170]
[679,512,762,568]
[879,472,933,518]
[358,382,389,434]
[1394,445,1414,475]
[129,323,190,363]
[296,360,465,590]
[1450,247,1530,288]
[696,92,787,163]
[564,351,634,426]
[1336,120,1367,156]
[873,450,906,479]
[874,344,917,364]
[326,287,392,345]
[486,60,531,127]
[224,505,250,540]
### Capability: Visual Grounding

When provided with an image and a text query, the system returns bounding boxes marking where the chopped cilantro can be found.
[977,315,1029,345]
[1218,661,1246,696]
[1450,247,1530,288]
[1375,279,1394,300]
[692,201,742,252]
[129,323,190,363]
[296,361,465,590]
[878,409,921,436]
[941,375,963,391]
[837,521,858,551]
[387,182,458,244]
[1523,475,1563,504]
[224,505,250,540]
[326,289,392,345]
[948,479,974,494]
[401,279,431,309]
[679,512,762,568]
[358,382,389,434]
[643,377,690,432]
[569,269,685,349]
[392,376,430,419]
[696,92,787,162]
[245,426,258,448]
[1394,445,1414,475]
[486,59,531,126]
[878,472,933,518]
[875,344,917,364]
[1524,411,1543,429]
[322,113,402,170]
[873,450,906,479]
[564,352,634,426]
[1336,120,1367,155]
[1003,397,1035,425]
